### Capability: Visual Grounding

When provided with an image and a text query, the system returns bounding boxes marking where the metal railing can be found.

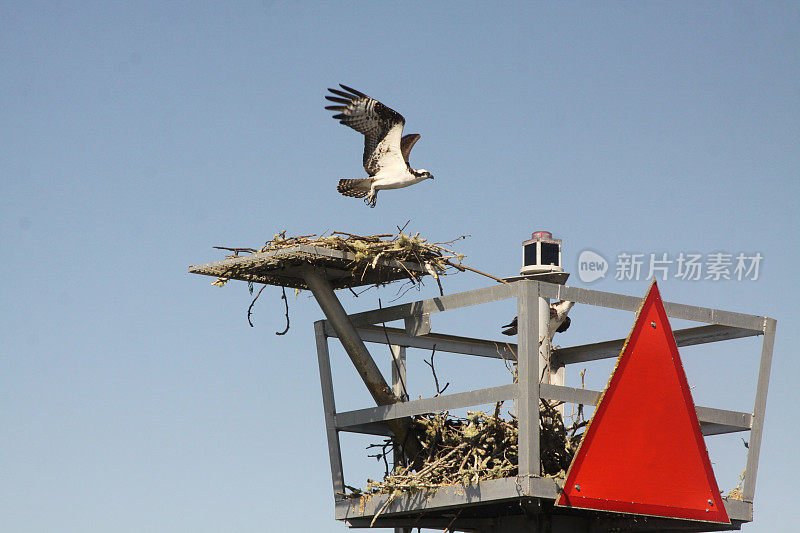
[314,280,775,530]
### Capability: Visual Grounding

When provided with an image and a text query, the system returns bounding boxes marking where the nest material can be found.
[212,230,469,289]
[352,400,586,497]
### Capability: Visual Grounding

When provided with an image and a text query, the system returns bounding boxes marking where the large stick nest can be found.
[211,230,475,291]
[349,400,586,498]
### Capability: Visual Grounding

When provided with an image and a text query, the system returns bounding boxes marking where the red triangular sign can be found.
[556,280,729,523]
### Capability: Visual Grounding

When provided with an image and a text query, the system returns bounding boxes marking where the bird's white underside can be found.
[368,123,425,191]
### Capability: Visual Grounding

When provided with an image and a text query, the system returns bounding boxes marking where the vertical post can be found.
[517,281,541,492]
[742,317,777,501]
[539,297,566,419]
[550,362,566,420]
[314,320,345,500]
[390,344,408,469]
[390,345,407,401]
[538,295,551,383]
[391,345,411,533]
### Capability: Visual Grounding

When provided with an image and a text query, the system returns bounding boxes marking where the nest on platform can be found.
[348,400,587,498]
[208,230,485,292]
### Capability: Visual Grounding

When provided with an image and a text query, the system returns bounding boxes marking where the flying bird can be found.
[501,300,575,338]
[325,84,434,207]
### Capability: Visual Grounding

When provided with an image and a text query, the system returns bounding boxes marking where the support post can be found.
[302,269,422,463]
[391,344,408,468]
[538,296,566,418]
[314,321,345,500]
[538,295,551,383]
[391,345,408,401]
[742,317,777,501]
[517,281,541,491]
[391,345,411,533]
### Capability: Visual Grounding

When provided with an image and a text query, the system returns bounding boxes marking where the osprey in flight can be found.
[325,84,434,207]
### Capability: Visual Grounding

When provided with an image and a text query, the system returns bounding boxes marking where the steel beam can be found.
[404,313,431,337]
[302,269,422,463]
[345,282,518,328]
[337,379,750,436]
[391,345,407,401]
[538,282,766,331]
[539,383,601,406]
[335,476,531,520]
[338,422,392,436]
[348,516,490,531]
[554,324,763,365]
[743,317,777,501]
[324,323,516,361]
[538,383,752,435]
[336,476,751,527]
[303,270,398,406]
[314,321,345,499]
[516,281,541,486]
[336,384,518,429]
[325,323,758,368]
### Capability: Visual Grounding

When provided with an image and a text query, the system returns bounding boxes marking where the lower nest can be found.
[351,400,586,497]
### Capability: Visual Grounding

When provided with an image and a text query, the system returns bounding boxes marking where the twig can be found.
[435,274,444,296]
[497,343,518,381]
[247,284,268,327]
[367,440,393,475]
[389,279,424,303]
[394,259,421,284]
[443,508,463,532]
[343,484,362,495]
[424,345,449,396]
[333,230,393,239]
[275,286,290,335]
[445,260,509,284]
[353,285,374,297]
[396,220,411,235]
[370,490,400,527]
[213,245,257,255]
[435,235,471,246]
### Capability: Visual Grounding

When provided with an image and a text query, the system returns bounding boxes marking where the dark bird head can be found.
[416,169,434,180]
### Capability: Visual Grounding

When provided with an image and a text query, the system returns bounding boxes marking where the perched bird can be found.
[325,84,434,207]
[501,300,575,337]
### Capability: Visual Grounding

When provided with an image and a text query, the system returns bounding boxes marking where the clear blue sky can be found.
[2,2,798,531]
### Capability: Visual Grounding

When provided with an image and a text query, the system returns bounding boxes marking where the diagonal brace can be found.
[301,268,422,462]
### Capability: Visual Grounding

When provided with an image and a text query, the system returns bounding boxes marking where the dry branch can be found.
[211,229,493,329]
[350,399,586,498]
[213,229,474,289]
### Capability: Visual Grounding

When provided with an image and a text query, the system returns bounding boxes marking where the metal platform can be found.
[188,245,428,290]
[314,281,775,532]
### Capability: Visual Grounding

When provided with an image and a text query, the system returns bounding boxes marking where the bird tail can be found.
[337,178,371,198]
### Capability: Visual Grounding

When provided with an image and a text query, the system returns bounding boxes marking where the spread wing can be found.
[325,84,406,176]
[400,133,421,164]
